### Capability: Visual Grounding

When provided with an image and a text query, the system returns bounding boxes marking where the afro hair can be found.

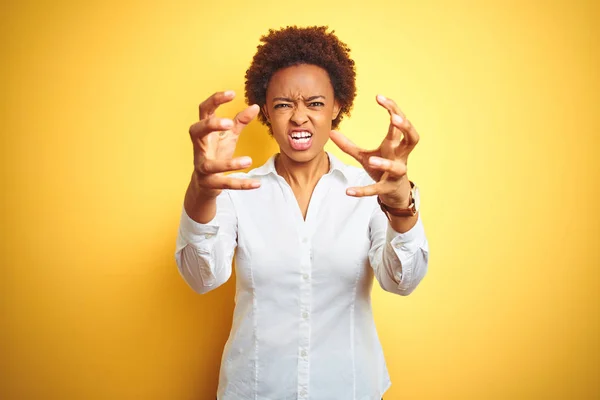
[245,26,357,130]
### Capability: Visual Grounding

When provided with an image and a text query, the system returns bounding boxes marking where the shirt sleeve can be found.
[368,202,429,296]
[174,190,237,294]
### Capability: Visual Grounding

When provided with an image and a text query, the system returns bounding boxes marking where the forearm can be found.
[183,172,218,224]
[176,190,238,295]
[388,211,419,233]
[175,215,233,294]
[369,212,429,296]
[380,221,429,295]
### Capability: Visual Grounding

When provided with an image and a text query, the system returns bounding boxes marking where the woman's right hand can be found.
[189,91,261,198]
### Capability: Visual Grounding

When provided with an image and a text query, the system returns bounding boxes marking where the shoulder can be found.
[330,154,374,186]
[342,164,373,185]
[227,171,250,180]
[227,155,275,181]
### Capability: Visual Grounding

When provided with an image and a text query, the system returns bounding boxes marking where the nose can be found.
[290,105,308,125]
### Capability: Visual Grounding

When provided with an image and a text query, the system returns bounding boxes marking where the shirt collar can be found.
[247,152,350,181]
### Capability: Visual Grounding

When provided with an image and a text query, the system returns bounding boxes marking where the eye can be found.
[274,103,292,109]
[308,101,325,108]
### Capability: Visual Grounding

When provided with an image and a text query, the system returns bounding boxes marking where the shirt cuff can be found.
[179,207,220,252]
[386,215,426,253]
[386,216,426,285]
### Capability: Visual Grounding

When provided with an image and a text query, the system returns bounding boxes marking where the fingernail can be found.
[393,114,403,124]
[221,119,234,128]
[347,189,356,196]
[377,94,387,102]
[240,157,252,167]
[251,181,261,188]
[224,90,235,97]
[369,157,382,166]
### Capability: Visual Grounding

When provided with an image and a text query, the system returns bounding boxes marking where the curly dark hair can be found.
[245,26,357,130]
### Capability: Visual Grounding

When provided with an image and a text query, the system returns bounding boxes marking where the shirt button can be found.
[302,312,309,319]
[394,241,404,249]
[204,233,214,239]
[302,274,309,280]
[300,390,307,397]
[302,237,308,244]
[301,350,307,357]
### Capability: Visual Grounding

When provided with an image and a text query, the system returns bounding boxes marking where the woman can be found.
[175,26,429,400]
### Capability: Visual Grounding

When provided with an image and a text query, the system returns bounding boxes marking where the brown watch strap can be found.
[377,196,417,218]
[377,182,417,219]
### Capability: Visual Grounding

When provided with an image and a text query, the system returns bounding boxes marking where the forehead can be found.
[266,64,334,98]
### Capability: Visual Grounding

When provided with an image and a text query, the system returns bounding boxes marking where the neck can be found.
[275,151,330,187]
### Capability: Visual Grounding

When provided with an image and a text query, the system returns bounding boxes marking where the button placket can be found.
[297,230,312,399]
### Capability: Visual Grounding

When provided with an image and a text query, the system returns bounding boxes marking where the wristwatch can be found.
[377,181,420,219]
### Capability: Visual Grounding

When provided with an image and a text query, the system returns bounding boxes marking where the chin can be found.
[281,146,325,164]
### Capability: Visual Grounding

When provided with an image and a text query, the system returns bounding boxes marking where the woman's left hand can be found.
[329,94,420,209]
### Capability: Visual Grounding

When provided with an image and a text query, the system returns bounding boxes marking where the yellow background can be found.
[1,0,598,398]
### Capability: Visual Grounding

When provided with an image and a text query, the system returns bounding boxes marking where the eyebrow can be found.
[272,95,327,102]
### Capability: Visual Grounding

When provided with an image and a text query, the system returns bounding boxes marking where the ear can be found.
[261,104,271,123]
[332,100,341,121]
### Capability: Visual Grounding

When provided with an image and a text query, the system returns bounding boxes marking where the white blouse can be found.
[175,152,429,400]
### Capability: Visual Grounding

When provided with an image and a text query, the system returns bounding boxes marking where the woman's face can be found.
[263,64,340,164]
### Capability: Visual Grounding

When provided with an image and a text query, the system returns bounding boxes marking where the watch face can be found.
[412,186,420,212]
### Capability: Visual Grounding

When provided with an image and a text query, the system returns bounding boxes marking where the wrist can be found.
[377,195,410,209]
[378,181,418,219]
[378,181,413,209]
[192,171,221,199]
[184,174,218,224]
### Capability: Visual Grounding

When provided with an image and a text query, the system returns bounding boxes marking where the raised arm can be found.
[185,90,261,223]
[330,94,429,295]
[176,91,260,294]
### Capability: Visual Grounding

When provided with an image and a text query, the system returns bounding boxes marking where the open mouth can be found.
[288,131,313,151]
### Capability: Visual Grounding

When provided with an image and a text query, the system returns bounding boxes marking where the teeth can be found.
[291,131,312,139]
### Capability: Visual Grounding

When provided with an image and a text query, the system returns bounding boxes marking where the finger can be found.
[368,156,407,177]
[345,182,387,197]
[390,113,420,147]
[189,116,234,139]
[376,94,405,119]
[199,90,236,120]
[198,156,253,174]
[232,104,260,134]
[377,94,419,145]
[329,130,363,161]
[376,95,406,142]
[204,175,261,190]
[385,114,402,142]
